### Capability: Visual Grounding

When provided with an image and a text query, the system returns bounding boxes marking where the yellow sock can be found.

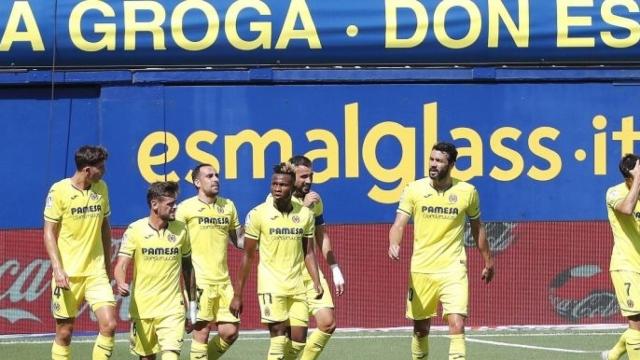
[92,334,114,360]
[52,341,70,360]
[284,341,305,360]
[161,351,179,360]
[449,334,465,360]
[268,335,287,360]
[626,328,640,360]
[208,335,232,360]
[300,330,332,360]
[609,330,628,360]
[191,340,208,360]
[411,334,429,360]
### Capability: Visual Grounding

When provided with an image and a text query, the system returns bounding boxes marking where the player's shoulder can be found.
[294,201,314,219]
[177,196,200,210]
[216,195,237,208]
[607,182,627,198]
[48,178,71,194]
[125,217,148,236]
[169,218,188,233]
[451,178,477,193]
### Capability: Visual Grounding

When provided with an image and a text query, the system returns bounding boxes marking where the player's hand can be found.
[116,281,130,297]
[631,160,640,180]
[331,264,345,296]
[303,191,321,208]
[481,264,495,284]
[53,267,70,290]
[388,244,400,261]
[229,295,243,318]
[314,282,324,300]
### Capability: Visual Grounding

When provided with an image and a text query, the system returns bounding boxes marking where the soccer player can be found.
[287,155,345,360]
[388,142,494,360]
[176,164,243,360]
[602,154,640,360]
[43,145,117,360]
[114,181,193,360]
[230,162,324,360]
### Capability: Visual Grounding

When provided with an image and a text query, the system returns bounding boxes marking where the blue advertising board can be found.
[2,0,640,67]
[1,80,637,227]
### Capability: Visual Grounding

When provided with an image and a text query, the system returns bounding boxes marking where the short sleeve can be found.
[607,187,626,210]
[304,211,315,238]
[397,185,414,217]
[175,202,188,223]
[44,185,63,223]
[314,197,325,226]
[118,226,136,257]
[229,201,241,229]
[466,188,481,220]
[245,208,261,241]
[181,230,192,257]
[102,182,111,217]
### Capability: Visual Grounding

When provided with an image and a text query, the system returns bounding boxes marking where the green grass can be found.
[0,328,625,359]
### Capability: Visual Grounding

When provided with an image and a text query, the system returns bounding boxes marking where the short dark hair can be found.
[147,181,179,207]
[289,155,312,168]
[619,154,640,179]
[432,142,458,163]
[273,162,296,184]
[191,163,214,183]
[75,146,108,170]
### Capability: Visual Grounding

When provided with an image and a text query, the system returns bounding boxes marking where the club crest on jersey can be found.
[292,215,300,224]
[448,194,458,204]
[90,192,101,201]
[168,233,177,243]
[216,205,224,214]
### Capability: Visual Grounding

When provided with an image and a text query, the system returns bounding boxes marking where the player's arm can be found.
[114,255,131,296]
[316,224,345,295]
[616,160,640,215]
[303,235,324,299]
[470,218,494,283]
[181,255,193,301]
[228,226,245,250]
[43,220,69,289]
[101,217,113,280]
[388,212,410,261]
[229,236,257,317]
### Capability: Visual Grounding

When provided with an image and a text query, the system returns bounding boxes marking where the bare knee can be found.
[56,321,74,345]
[413,319,431,338]
[316,309,336,334]
[218,323,239,344]
[447,315,465,334]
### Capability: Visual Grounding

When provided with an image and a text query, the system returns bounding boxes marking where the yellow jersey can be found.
[245,201,315,295]
[397,177,480,273]
[119,218,191,319]
[176,196,240,285]
[43,178,111,276]
[606,182,640,271]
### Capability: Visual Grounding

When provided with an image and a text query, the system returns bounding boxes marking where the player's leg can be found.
[260,293,289,360]
[130,317,161,360]
[191,285,213,360]
[156,312,185,360]
[302,274,335,360]
[439,271,468,360]
[86,272,117,360]
[610,271,640,359]
[51,277,84,360]
[407,272,437,360]
[207,283,240,359]
[286,293,310,360]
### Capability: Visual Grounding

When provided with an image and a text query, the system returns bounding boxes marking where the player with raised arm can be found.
[176,164,243,360]
[114,181,193,360]
[43,145,117,360]
[230,162,323,360]
[602,154,640,360]
[389,142,494,360]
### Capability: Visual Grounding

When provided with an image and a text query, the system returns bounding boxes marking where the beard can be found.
[429,167,449,181]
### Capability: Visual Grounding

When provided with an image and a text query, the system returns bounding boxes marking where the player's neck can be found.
[431,177,452,192]
[70,172,92,190]
[273,198,293,213]
[197,193,217,205]
[148,214,168,231]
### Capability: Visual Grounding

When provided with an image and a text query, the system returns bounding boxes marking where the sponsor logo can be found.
[269,227,303,235]
[45,195,53,209]
[70,204,102,215]
[197,217,230,225]
[548,265,618,321]
[421,206,458,215]
[142,247,179,255]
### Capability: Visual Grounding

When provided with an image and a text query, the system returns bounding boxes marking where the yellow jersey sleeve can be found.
[397,184,415,217]
[607,185,625,210]
[182,231,192,257]
[466,187,481,220]
[245,207,261,240]
[44,184,64,222]
[119,226,136,258]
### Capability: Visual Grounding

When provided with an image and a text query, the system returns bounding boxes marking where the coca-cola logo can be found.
[0,237,131,325]
[464,222,516,252]
[548,264,618,321]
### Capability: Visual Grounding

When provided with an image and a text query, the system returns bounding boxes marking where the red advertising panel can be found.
[0,222,624,334]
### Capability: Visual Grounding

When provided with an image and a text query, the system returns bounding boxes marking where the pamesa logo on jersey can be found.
[269,227,304,235]
[198,216,230,225]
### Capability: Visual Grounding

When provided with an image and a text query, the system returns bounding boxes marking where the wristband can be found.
[331,264,345,285]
